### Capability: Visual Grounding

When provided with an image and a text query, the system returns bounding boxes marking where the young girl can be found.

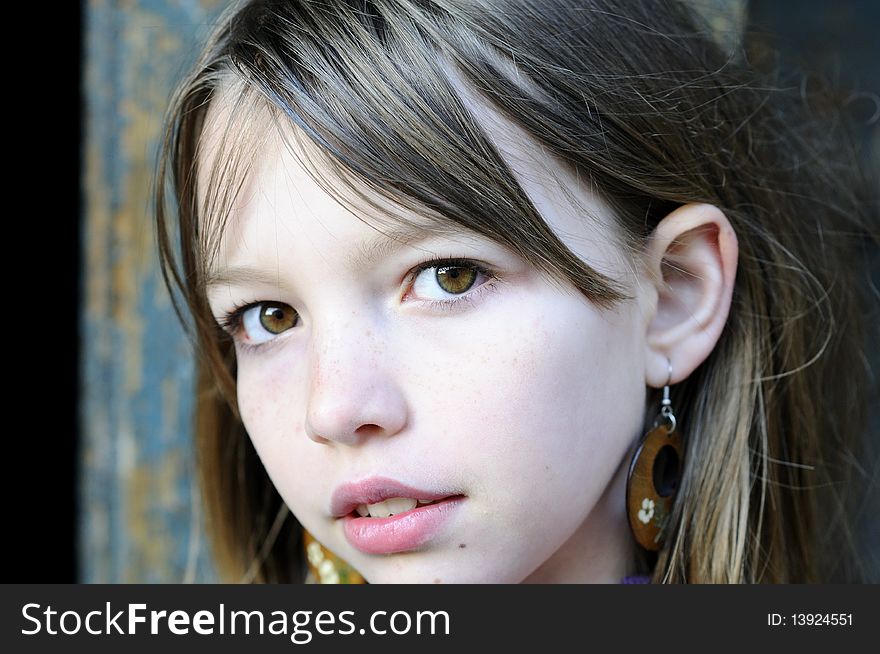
[155,0,879,583]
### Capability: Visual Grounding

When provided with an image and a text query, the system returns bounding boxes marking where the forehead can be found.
[195,62,624,280]
[195,80,441,269]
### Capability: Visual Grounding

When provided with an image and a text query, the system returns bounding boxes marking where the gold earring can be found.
[303,530,367,584]
[625,358,684,551]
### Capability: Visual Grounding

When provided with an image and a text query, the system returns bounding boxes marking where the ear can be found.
[642,203,739,387]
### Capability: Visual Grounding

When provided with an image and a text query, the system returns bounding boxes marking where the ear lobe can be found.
[643,203,739,388]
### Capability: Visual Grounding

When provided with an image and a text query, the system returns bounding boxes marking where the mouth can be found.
[331,477,466,555]
[350,496,454,518]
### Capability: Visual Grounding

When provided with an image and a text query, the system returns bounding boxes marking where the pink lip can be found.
[331,476,466,555]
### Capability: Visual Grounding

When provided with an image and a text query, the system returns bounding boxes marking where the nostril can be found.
[306,387,409,444]
[354,424,383,437]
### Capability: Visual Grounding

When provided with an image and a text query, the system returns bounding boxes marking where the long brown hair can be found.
[155,0,879,583]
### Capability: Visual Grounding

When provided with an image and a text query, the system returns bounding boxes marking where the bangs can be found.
[188,0,631,307]
[196,75,486,284]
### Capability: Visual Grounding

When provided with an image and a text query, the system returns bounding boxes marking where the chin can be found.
[356,553,531,584]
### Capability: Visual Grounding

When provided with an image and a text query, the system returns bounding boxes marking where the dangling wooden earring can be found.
[626,358,684,551]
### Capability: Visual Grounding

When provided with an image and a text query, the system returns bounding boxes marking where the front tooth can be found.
[366,497,418,517]
[384,497,418,515]
[355,504,369,517]
[367,500,392,518]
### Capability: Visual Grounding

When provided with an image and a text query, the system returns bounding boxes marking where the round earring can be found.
[626,358,684,551]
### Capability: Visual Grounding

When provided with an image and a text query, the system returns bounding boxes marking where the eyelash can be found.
[217,257,502,352]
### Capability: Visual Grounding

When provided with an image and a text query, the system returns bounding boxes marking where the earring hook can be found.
[655,357,677,433]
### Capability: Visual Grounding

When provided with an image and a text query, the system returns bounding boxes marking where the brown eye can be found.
[436,266,477,294]
[258,302,298,334]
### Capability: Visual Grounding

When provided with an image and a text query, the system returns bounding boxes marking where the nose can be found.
[304,319,408,446]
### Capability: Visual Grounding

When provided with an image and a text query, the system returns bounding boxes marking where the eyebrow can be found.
[204,222,463,290]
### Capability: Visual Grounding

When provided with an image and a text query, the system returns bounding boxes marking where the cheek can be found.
[234,352,318,505]
[374,293,644,585]
[236,358,294,445]
[413,295,643,528]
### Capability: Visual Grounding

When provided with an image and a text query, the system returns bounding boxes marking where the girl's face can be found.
[202,88,654,583]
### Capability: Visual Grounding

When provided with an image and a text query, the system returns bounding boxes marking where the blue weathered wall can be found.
[81,0,225,583]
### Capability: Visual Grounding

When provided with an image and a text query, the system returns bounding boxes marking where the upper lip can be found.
[330,476,462,518]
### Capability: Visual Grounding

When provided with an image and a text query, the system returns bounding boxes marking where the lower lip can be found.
[340,496,466,555]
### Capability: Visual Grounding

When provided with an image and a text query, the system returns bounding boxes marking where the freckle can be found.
[459,543,466,549]
[433,578,442,584]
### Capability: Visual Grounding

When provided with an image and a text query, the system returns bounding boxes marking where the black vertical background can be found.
[9,1,82,582]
